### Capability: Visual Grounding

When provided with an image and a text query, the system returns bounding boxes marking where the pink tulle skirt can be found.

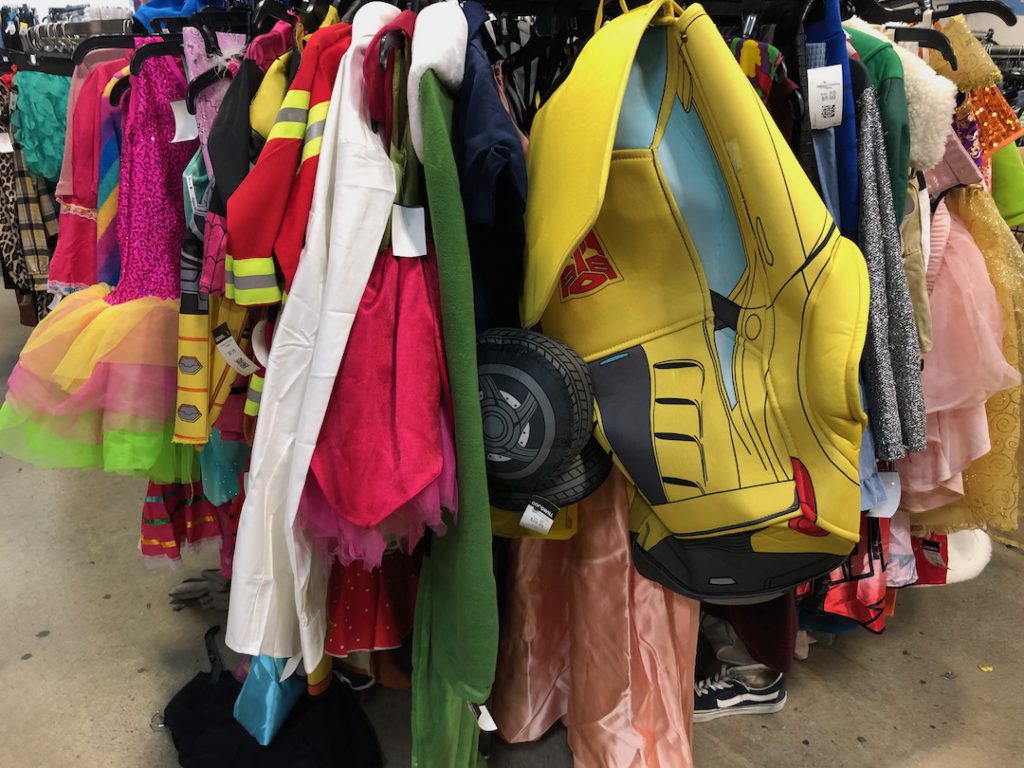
[898,208,1020,510]
[296,246,456,568]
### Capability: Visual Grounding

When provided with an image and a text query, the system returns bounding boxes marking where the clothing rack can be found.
[20,16,133,57]
[987,44,1024,57]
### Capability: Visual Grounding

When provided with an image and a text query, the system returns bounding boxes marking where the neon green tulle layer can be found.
[0,402,198,484]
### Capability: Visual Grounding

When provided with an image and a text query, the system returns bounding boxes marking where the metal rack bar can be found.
[20,16,133,56]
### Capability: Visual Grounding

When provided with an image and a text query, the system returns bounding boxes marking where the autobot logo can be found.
[559,231,622,301]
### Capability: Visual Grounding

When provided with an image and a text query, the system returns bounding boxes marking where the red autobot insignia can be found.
[559,231,622,302]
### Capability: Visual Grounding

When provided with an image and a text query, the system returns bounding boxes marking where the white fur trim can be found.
[846,18,956,171]
[409,1,468,162]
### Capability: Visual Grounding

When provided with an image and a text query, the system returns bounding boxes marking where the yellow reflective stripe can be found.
[268,120,307,141]
[231,257,277,278]
[244,375,264,416]
[281,89,311,110]
[233,285,283,306]
[301,136,323,163]
[308,100,329,124]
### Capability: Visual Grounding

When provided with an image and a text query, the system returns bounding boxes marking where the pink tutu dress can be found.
[897,200,1021,509]
[0,48,200,482]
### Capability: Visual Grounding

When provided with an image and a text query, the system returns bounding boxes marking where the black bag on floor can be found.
[162,627,383,767]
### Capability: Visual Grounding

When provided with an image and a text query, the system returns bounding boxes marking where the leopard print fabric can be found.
[0,78,29,292]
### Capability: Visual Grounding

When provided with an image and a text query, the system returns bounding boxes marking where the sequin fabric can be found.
[953,94,984,170]
[856,87,927,460]
[972,84,1024,160]
[106,52,197,305]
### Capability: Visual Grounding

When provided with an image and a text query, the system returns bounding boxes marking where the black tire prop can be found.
[478,329,611,512]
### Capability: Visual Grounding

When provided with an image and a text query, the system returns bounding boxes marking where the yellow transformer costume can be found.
[522,1,870,599]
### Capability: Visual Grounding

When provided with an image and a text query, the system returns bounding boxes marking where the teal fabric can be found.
[233,654,305,746]
[182,149,212,241]
[198,428,250,506]
[413,69,497,768]
[11,70,70,181]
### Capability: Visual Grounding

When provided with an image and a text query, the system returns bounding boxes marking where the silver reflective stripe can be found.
[232,273,279,290]
[274,107,309,124]
[247,387,262,404]
[304,119,326,143]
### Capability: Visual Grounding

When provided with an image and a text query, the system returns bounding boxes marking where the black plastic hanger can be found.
[0,48,30,72]
[129,36,184,75]
[109,71,131,105]
[186,64,231,114]
[150,16,187,33]
[866,0,1017,26]
[890,26,957,69]
[1,48,75,76]
[839,0,907,23]
[253,0,296,33]
[299,0,333,29]
[72,34,138,65]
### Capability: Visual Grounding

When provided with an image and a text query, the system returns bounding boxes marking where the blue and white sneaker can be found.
[693,665,787,722]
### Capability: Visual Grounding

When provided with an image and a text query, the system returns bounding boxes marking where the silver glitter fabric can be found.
[857,87,927,459]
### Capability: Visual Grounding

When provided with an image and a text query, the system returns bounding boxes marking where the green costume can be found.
[412,68,498,768]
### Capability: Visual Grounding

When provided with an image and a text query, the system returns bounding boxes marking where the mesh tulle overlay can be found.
[0,285,196,482]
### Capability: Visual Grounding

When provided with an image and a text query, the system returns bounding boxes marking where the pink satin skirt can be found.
[491,468,698,767]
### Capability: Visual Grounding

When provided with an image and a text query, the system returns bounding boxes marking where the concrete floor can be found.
[1,298,1023,767]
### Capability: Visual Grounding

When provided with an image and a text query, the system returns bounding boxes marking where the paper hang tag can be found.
[280,654,303,682]
[392,205,427,257]
[213,322,260,376]
[867,472,901,519]
[185,173,211,217]
[468,703,498,732]
[48,293,62,312]
[519,496,559,535]
[250,318,271,368]
[0,132,12,154]
[921,539,948,570]
[807,64,843,130]
[170,99,199,143]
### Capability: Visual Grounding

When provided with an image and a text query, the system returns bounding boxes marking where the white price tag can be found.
[213,322,259,376]
[0,132,12,154]
[519,497,559,535]
[392,204,427,257]
[468,703,498,732]
[807,64,843,130]
[170,99,199,143]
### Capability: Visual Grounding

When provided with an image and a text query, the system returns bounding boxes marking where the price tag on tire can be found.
[519,496,559,535]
